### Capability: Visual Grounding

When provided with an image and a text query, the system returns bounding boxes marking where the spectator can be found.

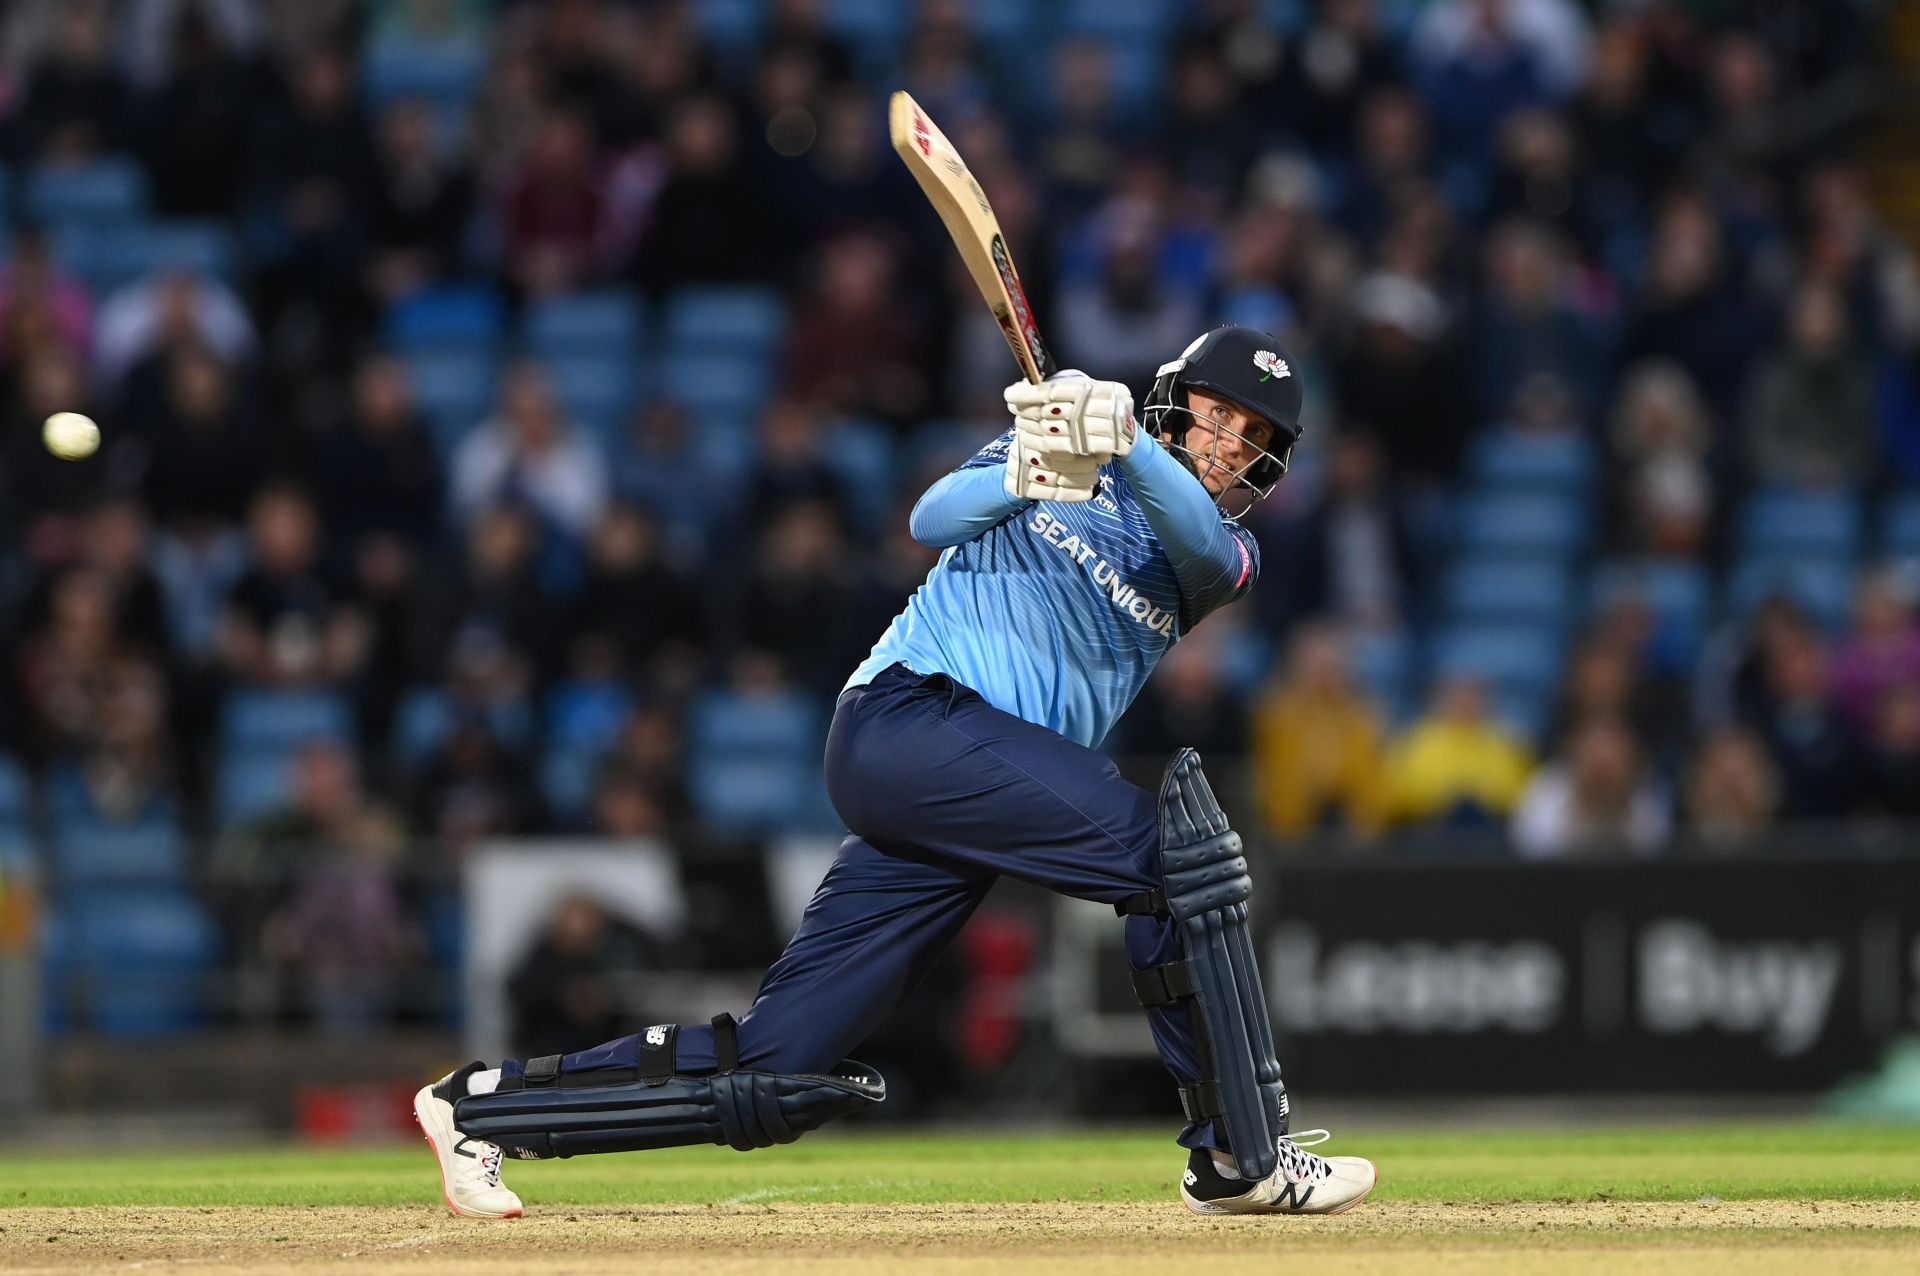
[1285,0,1403,160]
[9,0,127,162]
[1475,218,1602,419]
[1621,189,1766,419]
[95,270,257,391]
[365,98,477,304]
[1269,429,1419,632]
[612,397,724,553]
[573,504,701,671]
[779,233,933,427]
[1742,282,1877,489]
[48,653,179,826]
[132,0,261,216]
[218,484,368,688]
[1248,624,1387,840]
[313,355,444,556]
[1335,270,1471,486]
[411,712,545,846]
[1744,620,1857,818]
[451,362,609,541]
[11,567,130,761]
[1511,714,1669,858]
[729,501,862,695]
[1117,622,1249,761]
[408,503,557,683]
[1859,683,1920,821]
[1831,570,1920,740]
[263,805,419,1030]
[498,106,613,297]
[635,95,776,291]
[1056,199,1206,396]
[1682,724,1781,849]
[1606,359,1717,560]
[1384,675,1536,830]
[1,345,113,540]
[0,226,94,367]
[508,894,665,1058]
[221,738,367,880]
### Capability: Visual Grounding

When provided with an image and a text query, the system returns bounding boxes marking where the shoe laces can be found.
[1274,1129,1333,1183]
[478,1143,504,1188]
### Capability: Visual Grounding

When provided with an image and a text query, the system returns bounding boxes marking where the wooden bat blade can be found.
[889,90,1054,384]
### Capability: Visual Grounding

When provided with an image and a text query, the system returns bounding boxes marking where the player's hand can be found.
[1005,373,1137,464]
[1005,442,1102,502]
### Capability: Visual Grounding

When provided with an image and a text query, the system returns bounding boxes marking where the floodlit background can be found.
[0,0,1918,1139]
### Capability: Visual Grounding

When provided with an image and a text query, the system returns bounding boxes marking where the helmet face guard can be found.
[1144,326,1304,512]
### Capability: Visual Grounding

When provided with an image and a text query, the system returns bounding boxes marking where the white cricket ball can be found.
[42,411,100,461]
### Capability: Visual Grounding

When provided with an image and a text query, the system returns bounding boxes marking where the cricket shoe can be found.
[413,1062,523,1219]
[1179,1130,1376,1216]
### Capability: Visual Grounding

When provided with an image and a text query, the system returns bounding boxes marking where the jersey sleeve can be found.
[908,429,1028,548]
[1116,432,1260,622]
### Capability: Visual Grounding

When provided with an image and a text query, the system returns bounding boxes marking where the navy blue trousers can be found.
[501,663,1226,1149]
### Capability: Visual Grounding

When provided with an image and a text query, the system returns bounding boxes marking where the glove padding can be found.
[1005,374,1137,463]
[1003,372,1134,503]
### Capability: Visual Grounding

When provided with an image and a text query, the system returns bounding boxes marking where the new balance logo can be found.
[1272,1181,1316,1210]
[1183,1168,1198,1187]
[645,1025,669,1047]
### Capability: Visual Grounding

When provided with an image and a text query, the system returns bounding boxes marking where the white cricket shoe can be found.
[1179,1130,1377,1216]
[413,1063,524,1219]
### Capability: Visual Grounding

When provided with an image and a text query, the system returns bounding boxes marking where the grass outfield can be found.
[5,1123,1920,1207]
[4,1125,1919,1274]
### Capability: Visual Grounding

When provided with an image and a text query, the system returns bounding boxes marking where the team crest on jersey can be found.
[1253,350,1289,382]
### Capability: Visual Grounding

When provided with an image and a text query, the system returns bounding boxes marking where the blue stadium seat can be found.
[215,753,294,828]
[58,890,217,1036]
[1727,556,1857,632]
[1062,0,1174,40]
[0,755,29,824]
[1428,624,1565,700]
[1344,628,1414,722]
[384,283,507,352]
[403,348,497,453]
[26,157,149,226]
[1590,559,1713,670]
[547,682,634,752]
[659,353,775,418]
[1488,686,1553,747]
[1737,488,1862,560]
[1880,490,1920,559]
[49,818,189,889]
[219,688,354,753]
[663,286,788,352]
[1456,493,1588,558]
[692,0,766,50]
[687,689,827,835]
[1468,428,1594,494]
[542,353,641,439]
[56,220,238,294]
[393,688,536,768]
[362,38,486,108]
[826,0,909,63]
[524,291,645,357]
[1442,559,1575,627]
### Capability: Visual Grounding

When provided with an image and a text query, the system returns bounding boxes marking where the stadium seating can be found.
[1590,559,1713,671]
[25,157,149,226]
[1737,489,1863,560]
[1726,556,1857,632]
[1455,493,1589,558]
[523,290,645,358]
[47,819,189,890]
[1442,559,1576,628]
[56,889,219,1035]
[1879,490,1920,560]
[687,688,832,835]
[392,688,536,769]
[219,688,355,754]
[662,286,788,354]
[383,282,507,352]
[401,347,497,453]
[1468,428,1595,496]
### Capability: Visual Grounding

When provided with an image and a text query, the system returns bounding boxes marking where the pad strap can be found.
[712,1013,740,1072]
[1178,1079,1223,1123]
[524,1054,562,1088]
[1114,887,1168,918]
[1131,960,1197,1007]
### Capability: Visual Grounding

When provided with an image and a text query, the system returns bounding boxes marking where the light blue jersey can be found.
[846,429,1259,748]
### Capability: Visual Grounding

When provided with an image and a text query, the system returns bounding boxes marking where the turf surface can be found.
[4,1124,1918,1210]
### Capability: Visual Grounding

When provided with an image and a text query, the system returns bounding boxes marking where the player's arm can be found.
[1117,431,1259,615]
[909,461,1027,548]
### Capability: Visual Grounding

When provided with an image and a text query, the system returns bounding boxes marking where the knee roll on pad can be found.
[1119,749,1286,1182]
[453,1016,885,1159]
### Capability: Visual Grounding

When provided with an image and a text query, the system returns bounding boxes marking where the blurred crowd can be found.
[0,0,1914,1031]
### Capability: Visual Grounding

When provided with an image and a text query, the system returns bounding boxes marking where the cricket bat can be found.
[889,90,1056,386]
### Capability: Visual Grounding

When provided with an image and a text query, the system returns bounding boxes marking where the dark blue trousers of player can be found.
[498,662,1220,1149]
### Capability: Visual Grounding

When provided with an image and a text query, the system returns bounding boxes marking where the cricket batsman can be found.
[415,325,1378,1218]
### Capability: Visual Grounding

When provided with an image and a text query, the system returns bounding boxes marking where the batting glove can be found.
[1004,373,1138,464]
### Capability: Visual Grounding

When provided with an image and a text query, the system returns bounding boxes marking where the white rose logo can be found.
[1253,350,1289,382]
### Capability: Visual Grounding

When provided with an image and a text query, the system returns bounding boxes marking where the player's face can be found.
[1182,390,1275,496]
